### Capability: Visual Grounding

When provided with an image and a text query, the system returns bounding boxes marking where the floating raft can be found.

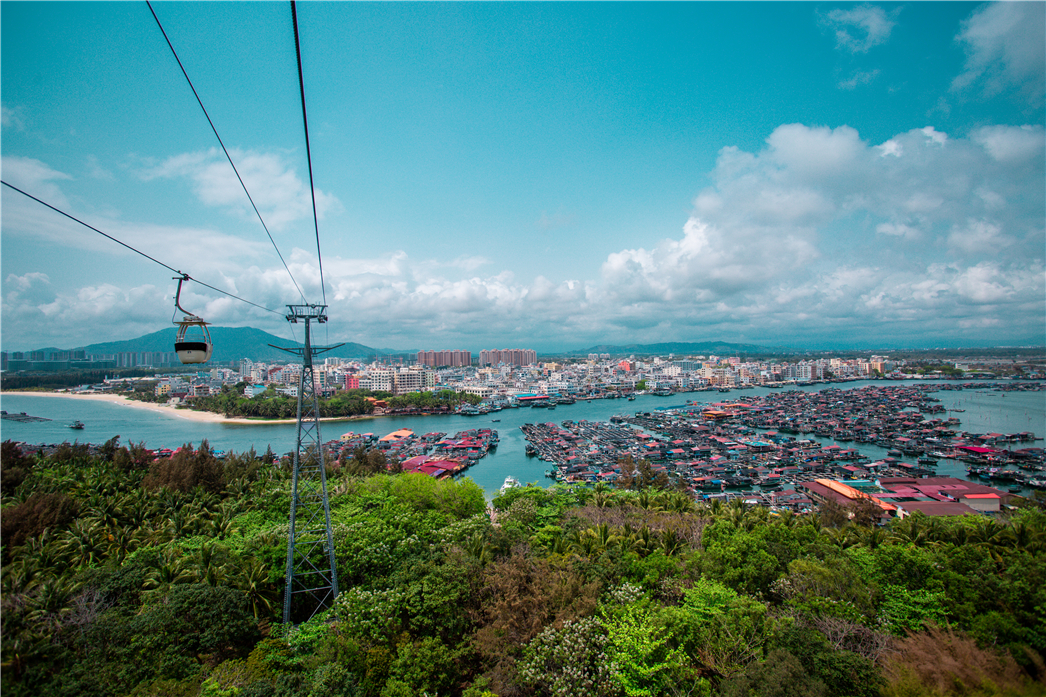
[0,411,51,422]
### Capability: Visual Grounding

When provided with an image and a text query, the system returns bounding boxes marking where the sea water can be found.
[2,381,1043,496]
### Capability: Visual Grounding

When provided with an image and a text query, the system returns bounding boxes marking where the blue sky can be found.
[2,1,1043,353]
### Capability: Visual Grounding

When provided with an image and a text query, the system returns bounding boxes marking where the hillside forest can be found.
[1,439,1045,697]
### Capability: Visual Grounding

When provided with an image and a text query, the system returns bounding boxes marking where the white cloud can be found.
[876,222,919,239]
[1,156,72,207]
[449,256,491,272]
[919,127,947,147]
[876,139,902,157]
[4,120,1043,351]
[3,272,57,306]
[972,124,1046,164]
[2,273,168,348]
[838,69,880,90]
[1,104,25,131]
[948,219,1009,255]
[141,148,342,230]
[767,123,866,182]
[85,155,115,182]
[952,2,1046,105]
[821,5,898,53]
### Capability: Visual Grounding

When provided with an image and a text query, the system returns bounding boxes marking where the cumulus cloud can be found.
[581,121,1043,346]
[141,148,342,230]
[820,5,898,53]
[2,273,168,348]
[972,124,1046,164]
[1,156,72,207]
[4,121,1043,350]
[952,2,1046,105]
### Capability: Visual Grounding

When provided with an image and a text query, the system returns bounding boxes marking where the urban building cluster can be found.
[8,346,1043,402]
[142,353,951,403]
[1,349,181,371]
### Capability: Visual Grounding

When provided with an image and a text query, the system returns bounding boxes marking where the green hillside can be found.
[2,442,1042,697]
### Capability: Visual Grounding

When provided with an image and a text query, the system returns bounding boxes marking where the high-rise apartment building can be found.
[417,350,472,367]
[478,348,536,367]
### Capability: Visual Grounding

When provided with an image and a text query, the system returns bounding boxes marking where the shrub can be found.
[1,491,80,551]
[880,625,1032,697]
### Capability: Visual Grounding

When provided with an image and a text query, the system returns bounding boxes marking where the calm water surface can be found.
[2,381,1043,496]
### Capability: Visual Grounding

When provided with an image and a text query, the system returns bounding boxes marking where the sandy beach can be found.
[2,391,366,426]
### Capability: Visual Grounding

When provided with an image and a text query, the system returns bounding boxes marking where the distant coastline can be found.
[1,391,372,426]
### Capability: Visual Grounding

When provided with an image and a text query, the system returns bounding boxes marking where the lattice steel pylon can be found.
[272,304,343,624]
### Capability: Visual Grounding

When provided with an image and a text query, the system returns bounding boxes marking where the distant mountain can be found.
[14,331,800,364]
[76,327,386,363]
[564,341,791,357]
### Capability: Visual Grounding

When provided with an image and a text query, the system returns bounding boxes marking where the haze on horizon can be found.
[1,2,1043,354]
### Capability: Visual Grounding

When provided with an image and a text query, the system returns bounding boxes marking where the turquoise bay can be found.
[2,381,1043,497]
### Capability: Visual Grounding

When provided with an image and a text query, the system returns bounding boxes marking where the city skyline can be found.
[2,2,1044,353]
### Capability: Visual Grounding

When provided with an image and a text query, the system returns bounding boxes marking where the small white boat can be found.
[500,476,520,493]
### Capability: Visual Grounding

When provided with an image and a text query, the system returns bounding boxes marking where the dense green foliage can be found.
[2,439,1044,696]
[129,385,482,420]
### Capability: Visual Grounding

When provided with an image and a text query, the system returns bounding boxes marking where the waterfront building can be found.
[360,369,394,392]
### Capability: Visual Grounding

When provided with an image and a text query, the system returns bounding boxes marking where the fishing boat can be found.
[68,420,85,430]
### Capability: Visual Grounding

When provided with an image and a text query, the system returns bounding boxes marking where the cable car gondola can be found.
[172,275,213,364]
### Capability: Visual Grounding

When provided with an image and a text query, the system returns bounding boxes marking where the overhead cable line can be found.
[145,0,308,306]
[1,180,284,317]
[291,0,328,307]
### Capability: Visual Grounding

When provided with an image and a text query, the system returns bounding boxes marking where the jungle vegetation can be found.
[2,439,1044,697]
[127,385,483,420]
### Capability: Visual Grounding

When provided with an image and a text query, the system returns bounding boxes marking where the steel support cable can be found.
[145,0,308,306]
[2,180,283,317]
[290,0,327,307]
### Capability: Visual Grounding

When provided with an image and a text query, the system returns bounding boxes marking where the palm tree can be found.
[207,501,241,540]
[464,532,494,565]
[888,515,929,547]
[664,492,695,514]
[824,524,859,549]
[190,542,234,586]
[547,532,572,556]
[103,527,137,564]
[19,529,69,573]
[142,549,193,596]
[1002,520,1045,552]
[58,520,106,568]
[659,529,685,556]
[622,525,655,557]
[970,518,1006,547]
[569,529,600,557]
[232,558,279,620]
[858,526,888,550]
[25,576,84,631]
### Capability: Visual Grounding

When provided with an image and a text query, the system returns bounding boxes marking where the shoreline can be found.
[1,391,374,426]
